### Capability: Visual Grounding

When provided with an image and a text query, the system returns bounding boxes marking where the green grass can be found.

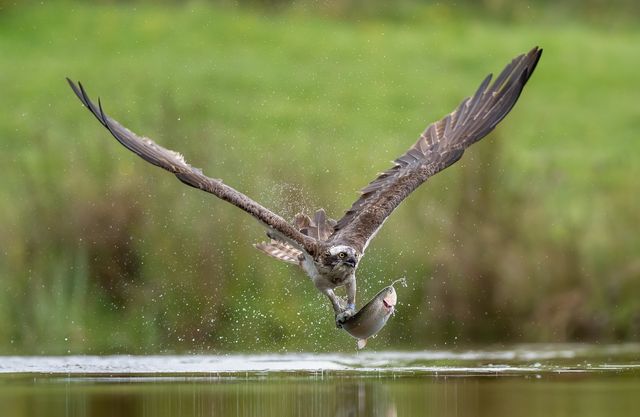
[0,1,639,353]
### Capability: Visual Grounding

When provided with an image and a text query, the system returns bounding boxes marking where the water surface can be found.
[2,344,639,417]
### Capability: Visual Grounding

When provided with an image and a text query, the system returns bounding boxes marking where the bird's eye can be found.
[339,252,346,258]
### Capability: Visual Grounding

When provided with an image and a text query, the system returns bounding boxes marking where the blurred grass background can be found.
[0,0,638,354]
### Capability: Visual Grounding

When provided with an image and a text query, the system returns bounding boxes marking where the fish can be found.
[340,278,405,349]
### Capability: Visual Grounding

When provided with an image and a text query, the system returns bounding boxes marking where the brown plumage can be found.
[254,240,302,265]
[66,79,318,258]
[331,47,542,252]
[254,209,335,266]
[67,46,541,326]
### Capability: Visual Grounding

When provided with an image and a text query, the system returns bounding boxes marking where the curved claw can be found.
[335,308,356,328]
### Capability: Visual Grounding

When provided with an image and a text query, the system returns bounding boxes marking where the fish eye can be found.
[338,252,346,258]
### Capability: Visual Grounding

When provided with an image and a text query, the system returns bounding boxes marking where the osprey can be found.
[67,47,541,326]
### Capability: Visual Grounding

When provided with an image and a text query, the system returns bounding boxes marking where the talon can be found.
[335,308,356,328]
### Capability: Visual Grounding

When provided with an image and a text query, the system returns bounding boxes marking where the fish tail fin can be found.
[357,339,368,350]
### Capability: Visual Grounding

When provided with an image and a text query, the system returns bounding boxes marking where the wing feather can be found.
[67,79,318,255]
[331,47,542,252]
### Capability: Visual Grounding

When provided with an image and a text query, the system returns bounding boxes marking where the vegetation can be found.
[0,1,638,354]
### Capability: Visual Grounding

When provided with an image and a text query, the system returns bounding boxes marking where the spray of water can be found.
[390,277,407,288]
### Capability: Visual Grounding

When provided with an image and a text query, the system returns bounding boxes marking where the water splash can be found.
[390,277,407,288]
[2,344,639,377]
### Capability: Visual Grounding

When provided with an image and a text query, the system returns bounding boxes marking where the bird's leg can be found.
[345,276,356,311]
[323,288,345,319]
[335,276,357,327]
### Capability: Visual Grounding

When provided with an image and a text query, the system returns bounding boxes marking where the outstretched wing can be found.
[330,47,542,253]
[67,79,318,255]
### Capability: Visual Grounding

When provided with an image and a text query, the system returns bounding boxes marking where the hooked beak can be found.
[343,257,357,268]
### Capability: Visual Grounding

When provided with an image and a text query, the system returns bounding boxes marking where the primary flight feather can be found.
[67,46,541,326]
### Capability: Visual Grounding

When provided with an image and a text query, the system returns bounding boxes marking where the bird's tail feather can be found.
[254,239,303,265]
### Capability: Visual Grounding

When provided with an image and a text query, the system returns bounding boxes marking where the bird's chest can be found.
[304,260,351,289]
[323,265,353,285]
[317,266,353,288]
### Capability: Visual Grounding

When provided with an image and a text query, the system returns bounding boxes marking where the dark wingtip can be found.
[98,97,105,119]
[78,81,88,101]
[66,78,115,132]
[66,77,84,102]
[529,46,543,76]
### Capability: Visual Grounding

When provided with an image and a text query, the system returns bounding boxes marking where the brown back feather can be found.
[66,78,319,256]
[294,209,336,241]
[331,47,542,253]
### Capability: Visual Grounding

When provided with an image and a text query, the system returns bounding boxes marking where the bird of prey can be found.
[67,46,541,327]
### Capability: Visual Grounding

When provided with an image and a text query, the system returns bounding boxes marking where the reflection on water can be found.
[1,345,640,417]
[4,374,640,417]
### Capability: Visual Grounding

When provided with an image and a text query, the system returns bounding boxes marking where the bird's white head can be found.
[322,245,359,270]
